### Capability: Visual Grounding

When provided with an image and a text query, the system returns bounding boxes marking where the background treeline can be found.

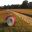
[0,0,32,9]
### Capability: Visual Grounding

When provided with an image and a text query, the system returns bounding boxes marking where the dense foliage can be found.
[0,0,32,9]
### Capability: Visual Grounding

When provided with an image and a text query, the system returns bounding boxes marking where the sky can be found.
[0,0,32,6]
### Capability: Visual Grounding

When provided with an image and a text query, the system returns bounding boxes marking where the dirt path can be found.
[0,10,32,32]
[3,11,32,32]
[12,11,32,26]
[10,11,32,32]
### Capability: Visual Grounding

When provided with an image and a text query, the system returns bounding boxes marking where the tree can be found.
[21,0,28,8]
[3,5,7,9]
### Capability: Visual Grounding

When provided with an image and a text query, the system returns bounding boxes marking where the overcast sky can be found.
[0,0,32,6]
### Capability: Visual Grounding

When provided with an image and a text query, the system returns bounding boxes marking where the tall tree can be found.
[21,0,28,8]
